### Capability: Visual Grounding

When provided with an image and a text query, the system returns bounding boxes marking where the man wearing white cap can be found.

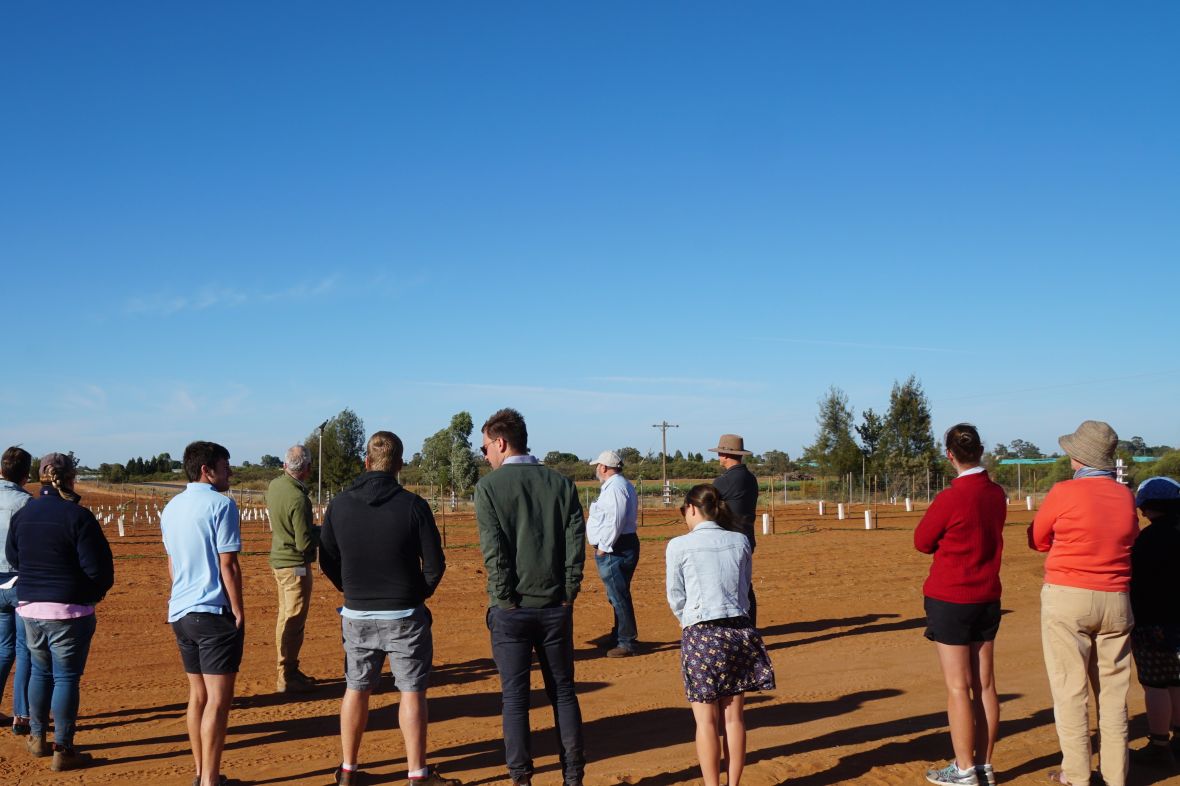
[586,451,640,657]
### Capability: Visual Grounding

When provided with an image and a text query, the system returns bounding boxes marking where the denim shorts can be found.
[172,611,244,675]
[342,606,433,693]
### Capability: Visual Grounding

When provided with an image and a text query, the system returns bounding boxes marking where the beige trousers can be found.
[1040,583,1133,786]
[274,566,313,675]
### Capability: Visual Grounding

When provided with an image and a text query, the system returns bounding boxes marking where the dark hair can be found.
[182,441,230,482]
[367,431,404,472]
[482,408,529,454]
[1,446,32,483]
[944,423,984,464]
[1141,499,1180,518]
[683,483,738,532]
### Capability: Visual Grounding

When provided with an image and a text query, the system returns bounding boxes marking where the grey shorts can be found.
[341,606,433,693]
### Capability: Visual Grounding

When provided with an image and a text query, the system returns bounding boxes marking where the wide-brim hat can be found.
[708,434,752,456]
[1058,420,1118,471]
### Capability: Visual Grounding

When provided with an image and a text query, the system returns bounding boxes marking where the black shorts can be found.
[923,597,1001,645]
[172,611,244,675]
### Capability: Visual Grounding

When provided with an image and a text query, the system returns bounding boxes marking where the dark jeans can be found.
[0,585,30,718]
[24,614,96,746]
[487,605,584,786]
[594,534,640,649]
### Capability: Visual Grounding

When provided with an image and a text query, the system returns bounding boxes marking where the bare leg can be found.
[185,674,208,779]
[719,694,746,786]
[690,701,722,786]
[341,688,371,766]
[935,642,975,770]
[970,641,999,764]
[399,691,427,773]
[199,673,236,786]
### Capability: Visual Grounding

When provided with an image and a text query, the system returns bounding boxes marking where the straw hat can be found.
[708,434,752,456]
[1058,420,1118,471]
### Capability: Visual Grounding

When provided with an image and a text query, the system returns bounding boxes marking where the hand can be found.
[596,548,606,557]
[233,611,245,630]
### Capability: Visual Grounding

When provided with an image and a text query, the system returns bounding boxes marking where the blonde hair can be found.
[40,462,80,503]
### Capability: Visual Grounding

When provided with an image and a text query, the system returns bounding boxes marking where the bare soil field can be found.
[1,487,1173,786]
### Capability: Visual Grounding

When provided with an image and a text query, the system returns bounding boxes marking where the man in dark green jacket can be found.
[266,445,319,693]
[476,408,585,786]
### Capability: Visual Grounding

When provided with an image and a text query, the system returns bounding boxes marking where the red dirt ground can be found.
[0,487,1172,786]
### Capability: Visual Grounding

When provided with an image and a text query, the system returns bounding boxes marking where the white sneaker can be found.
[975,763,996,786]
[926,762,979,785]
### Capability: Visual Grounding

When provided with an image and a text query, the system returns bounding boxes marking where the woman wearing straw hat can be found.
[1028,421,1139,786]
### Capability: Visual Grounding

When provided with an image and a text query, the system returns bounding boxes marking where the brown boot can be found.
[51,743,93,771]
[27,732,49,757]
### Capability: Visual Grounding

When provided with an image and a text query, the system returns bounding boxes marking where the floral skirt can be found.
[680,617,776,703]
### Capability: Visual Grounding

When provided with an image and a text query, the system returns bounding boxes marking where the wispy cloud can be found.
[755,336,963,354]
[61,384,108,412]
[124,277,337,317]
[587,372,741,387]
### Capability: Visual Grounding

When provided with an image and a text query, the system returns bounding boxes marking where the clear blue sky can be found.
[2,2,1177,467]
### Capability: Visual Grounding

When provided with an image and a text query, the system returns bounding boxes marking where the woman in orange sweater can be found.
[1028,420,1139,786]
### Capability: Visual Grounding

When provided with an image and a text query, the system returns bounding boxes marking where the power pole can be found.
[316,419,329,506]
[651,420,679,506]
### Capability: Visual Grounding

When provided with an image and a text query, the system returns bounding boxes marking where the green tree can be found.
[878,375,938,497]
[802,386,863,478]
[305,408,366,496]
[543,451,581,466]
[762,449,792,475]
[420,411,479,498]
[1008,439,1042,459]
[260,454,283,469]
[616,447,643,466]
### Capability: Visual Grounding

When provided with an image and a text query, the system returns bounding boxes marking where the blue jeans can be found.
[487,605,584,786]
[0,585,30,718]
[594,534,640,649]
[23,614,96,746]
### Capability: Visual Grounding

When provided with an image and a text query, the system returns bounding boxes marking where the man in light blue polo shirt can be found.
[161,441,243,786]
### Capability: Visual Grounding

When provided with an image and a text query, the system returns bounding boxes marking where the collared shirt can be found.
[161,483,241,623]
[502,455,540,465]
[586,473,638,552]
[665,521,751,628]
[957,466,986,478]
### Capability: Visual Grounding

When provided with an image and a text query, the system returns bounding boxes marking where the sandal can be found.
[1046,771,1071,785]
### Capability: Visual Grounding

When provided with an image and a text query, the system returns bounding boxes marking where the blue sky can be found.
[2,2,1177,467]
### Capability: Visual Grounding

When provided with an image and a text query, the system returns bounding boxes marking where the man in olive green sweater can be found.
[266,444,319,693]
[476,408,586,786]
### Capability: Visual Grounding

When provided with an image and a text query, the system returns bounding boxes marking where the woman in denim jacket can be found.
[666,483,775,786]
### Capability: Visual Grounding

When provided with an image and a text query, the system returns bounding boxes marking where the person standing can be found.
[6,451,114,771]
[161,441,245,786]
[476,408,586,786]
[0,446,32,736]
[709,434,760,626]
[1127,477,1180,769]
[914,424,1007,786]
[319,431,460,786]
[267,444,319,693]
[586,450,640,657]
[1029,420,1139,786]
[666,483,775,786]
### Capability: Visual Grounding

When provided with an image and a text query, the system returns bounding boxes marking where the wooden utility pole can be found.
[651,421,679,506]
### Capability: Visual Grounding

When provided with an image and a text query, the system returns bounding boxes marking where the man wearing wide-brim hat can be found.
[708,434,760,627]
[1028,420,1139,786]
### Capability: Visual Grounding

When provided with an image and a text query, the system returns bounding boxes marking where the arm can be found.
[219,551,245,629]
[417,499,446,597]
[4,512,18,571]
[317,503,343,591]
[76,510,115,600]
[913,491,951,554]
[475,484,518,609]
[665,540,685,621]
[592,481,625,554]
[564,480,586,604]
[291,493,317,555]
[1028,484,1063,552]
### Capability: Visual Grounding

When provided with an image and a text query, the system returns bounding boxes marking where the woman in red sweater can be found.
[914,423,1007,786]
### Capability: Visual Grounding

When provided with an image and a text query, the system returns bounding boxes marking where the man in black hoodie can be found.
[319,431,460,786]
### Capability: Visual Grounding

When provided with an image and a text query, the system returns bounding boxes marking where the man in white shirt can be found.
[586,451,640,657]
